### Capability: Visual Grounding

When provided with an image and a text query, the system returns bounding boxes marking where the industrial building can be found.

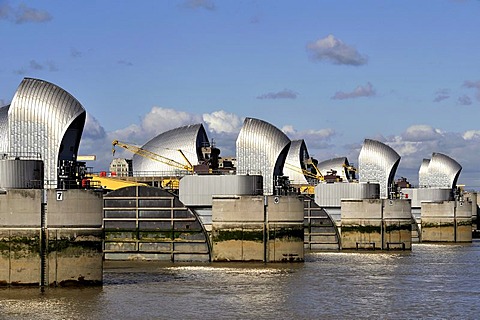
[0,78,102,286]
[0,77,86,188]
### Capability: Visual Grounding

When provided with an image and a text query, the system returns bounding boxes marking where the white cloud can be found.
[82,113,106,140]
[463,130,480,140]
[401,125,442,142]
[282,125,336,150]
[203,110,242,134]
[306,34,368,66]
[139,106,202,139]
[257,89,298,100]
[332,82,375,100]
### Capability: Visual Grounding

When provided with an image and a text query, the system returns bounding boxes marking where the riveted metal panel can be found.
[284,140,309,185]
[418,159,430,188]
[133,124,209,174]
[8,78,85,187]
[358,139,400,199]
[236,118,291,195]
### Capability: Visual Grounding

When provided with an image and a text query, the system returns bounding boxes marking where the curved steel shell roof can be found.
[8,78,86,186]
[236,117,291,195]
[0,105,9,153]
[418,158,431,187]
[133,124,209,174]
[358,139,400,198]
[419,153,461,189]
[317,157,351,182]
[284,140,309,185]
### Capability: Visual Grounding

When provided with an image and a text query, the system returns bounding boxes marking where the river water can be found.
[1,241,479,320]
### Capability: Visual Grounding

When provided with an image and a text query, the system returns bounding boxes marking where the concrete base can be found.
[211,195,304,262]
[421,201,472,242]
[0,189,103,286]
[341,199,412,251]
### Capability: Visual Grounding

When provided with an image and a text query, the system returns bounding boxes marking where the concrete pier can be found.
[421,201,472,242]
[0,189,103,286]
[211,195,304,262]
[340,199,412,250]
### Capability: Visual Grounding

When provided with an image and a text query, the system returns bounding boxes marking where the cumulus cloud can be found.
[0,98,8,107]
[401,124,442,142]
[182,0,216,11]
[82,113,106,140]
[332,82,375,100]
[256,89,298,100]
[463,130,480,140]
[458,95,472,106]
[203,110,242,134]
[463,80,480,101]
[306,34,368,66]
[282,125,336,150]
[433,88,450,102]
[1,3,52,24]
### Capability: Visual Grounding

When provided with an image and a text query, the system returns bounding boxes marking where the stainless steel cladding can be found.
[236,118,291,195]
[8,78,86,187]
[418,153,462,189]
[418,158,431,187]
[0,105,9,153]
[0,159,44,189]
[179,174,263,206]
[358,139,400,199]
[283,140,309,185]
[133,124,209,174]
[317,157,351,182]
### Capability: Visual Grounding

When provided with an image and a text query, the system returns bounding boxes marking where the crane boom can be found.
[112,140,193,172]
[284,162,324,182]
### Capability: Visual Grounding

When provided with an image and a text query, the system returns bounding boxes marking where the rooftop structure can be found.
[236,117,291,195]
[317,157,354,182]
[283,140,310,186]
[133,124,210,174]
[418,153,462,189]
[358,139,400,199]
[0,78,86,187]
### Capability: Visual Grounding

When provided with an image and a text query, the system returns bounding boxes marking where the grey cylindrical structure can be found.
[0,159,44,189]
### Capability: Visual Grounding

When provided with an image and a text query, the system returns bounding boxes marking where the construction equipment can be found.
[112,140,193,172]
[284,161,324,182]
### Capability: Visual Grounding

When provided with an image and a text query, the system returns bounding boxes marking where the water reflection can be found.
[1,242,479,319]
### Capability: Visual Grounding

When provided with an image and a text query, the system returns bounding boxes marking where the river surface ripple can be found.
[1,241,480,320]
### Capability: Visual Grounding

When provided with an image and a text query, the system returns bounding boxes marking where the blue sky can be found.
[1,0,480,188]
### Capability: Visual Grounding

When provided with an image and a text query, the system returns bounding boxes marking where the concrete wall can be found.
[421,201,472,242]
[211,195,304,262]
[0,189,103,286]
[340,199,411,250]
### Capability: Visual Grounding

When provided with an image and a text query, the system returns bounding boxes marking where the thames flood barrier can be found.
[340,199,412,251]
[211,195,304,262]
[0,189,103,286]
[421,200,472,242]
